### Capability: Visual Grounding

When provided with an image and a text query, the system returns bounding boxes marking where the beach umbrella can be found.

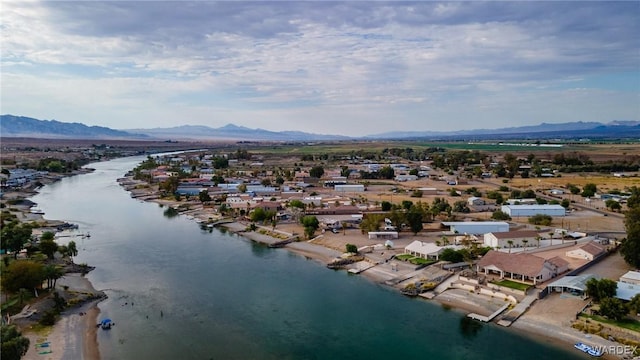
[101,318,112,325]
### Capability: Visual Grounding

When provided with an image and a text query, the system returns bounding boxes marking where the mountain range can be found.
[1,114,639,141]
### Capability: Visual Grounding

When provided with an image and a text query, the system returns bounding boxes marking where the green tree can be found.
[2,260,44,293]
[439,248,463,263]
[491,210,511,221]
[1,324,30,360]
[567,184,581,195]
[379,166,395,179]
[237,183,247,193]
[528,214,552,226]
[406,205,425,235]
[585,278,618,303]
[599,297,627,321]
[67,240,78,258]
[621,206,640,268]
[345,243,358,253]
[199,190,212,203]
[41,231,55,241]
[39,238,59,259]
[561,198,571,209]
[401,200,413,210]
[581,183,597,197]
[158,176,179,195]
[605,199,621,212]
[359,213,384,233]
[309,166,324,178]
[381,201,392,212]
[43,264,64,289]
[1,221,33,259]
[301,216,319,239]
[627,186,640,209]
[627,294,640,315]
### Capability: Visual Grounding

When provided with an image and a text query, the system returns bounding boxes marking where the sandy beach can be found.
[21,275,104,360]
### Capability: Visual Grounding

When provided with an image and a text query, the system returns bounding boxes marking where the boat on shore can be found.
[574,342,603,357]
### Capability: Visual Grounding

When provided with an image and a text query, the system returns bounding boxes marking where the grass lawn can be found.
[580,313,640,333]
[409,257,437,266]
[395,254,414,261]
[490,279,530,291]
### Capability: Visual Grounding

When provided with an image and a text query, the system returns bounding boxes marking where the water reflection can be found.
[459,316,483,339]
[163,207,179,218]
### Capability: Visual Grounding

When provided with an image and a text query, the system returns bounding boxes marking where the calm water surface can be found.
[31,156,583,360]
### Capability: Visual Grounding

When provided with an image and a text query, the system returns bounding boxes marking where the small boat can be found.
[100,318,113,330]
[574,342,602,357]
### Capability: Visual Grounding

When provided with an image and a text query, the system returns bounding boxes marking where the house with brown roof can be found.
[476,250,569,285]
[565,241,606,261]
[483,230,540,249]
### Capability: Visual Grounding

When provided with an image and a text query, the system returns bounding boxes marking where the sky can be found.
[1,1,639,136]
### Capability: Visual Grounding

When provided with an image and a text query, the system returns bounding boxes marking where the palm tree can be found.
[507,240,514,253]
[522,239,528,251]
[536,236,541,248]
[67,241,78,263]
[43,265,64,289]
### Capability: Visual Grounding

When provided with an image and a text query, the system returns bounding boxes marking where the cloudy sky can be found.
[2,1,639,136]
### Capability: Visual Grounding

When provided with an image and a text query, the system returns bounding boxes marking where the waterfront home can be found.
[476,251,569,285]
[565,241,605,261]
[404,241,464,260]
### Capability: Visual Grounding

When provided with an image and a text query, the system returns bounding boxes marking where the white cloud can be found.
[1,1,638,136]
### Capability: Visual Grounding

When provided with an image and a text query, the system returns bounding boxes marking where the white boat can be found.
[574,342,602,357]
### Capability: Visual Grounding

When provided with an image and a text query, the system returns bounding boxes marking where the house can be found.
[467,197,485,206]
[565,241,606,261]
[404,241,464,260]
[418,188,438,195]
[395,174,418,182]
[442,221,509,235]
[616,282,640,301]
[476,250,569,285]
[483,230,540,249]
[334,184,365,193]
[547,274,598,295]
[368,231,398,240]
[620,271,640,286]
[501,204,566,217]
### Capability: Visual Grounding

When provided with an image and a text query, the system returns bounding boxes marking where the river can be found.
[31,155,582,359]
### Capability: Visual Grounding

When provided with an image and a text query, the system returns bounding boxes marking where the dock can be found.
[467,302,510,322]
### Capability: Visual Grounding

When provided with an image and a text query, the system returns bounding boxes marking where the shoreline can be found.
[20,274,105,360]
[222,221,628,359]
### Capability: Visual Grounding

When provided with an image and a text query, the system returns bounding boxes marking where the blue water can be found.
[31,156,583,359]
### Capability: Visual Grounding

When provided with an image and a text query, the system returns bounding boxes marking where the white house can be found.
[501,204,566,217]
[442,221,509,235]
[565,241,606,261]
[395,174,418,182]
[404,241,464,260]
[368,231,398,240]
[467,197,485,206]
[483,230,540,249]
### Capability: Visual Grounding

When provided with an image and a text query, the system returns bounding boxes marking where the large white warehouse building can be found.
[501,204,566,217]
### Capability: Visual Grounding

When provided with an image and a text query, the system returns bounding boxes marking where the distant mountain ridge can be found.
[127,123,349,141]
[1,114,638,141]
[0,115,147,139]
